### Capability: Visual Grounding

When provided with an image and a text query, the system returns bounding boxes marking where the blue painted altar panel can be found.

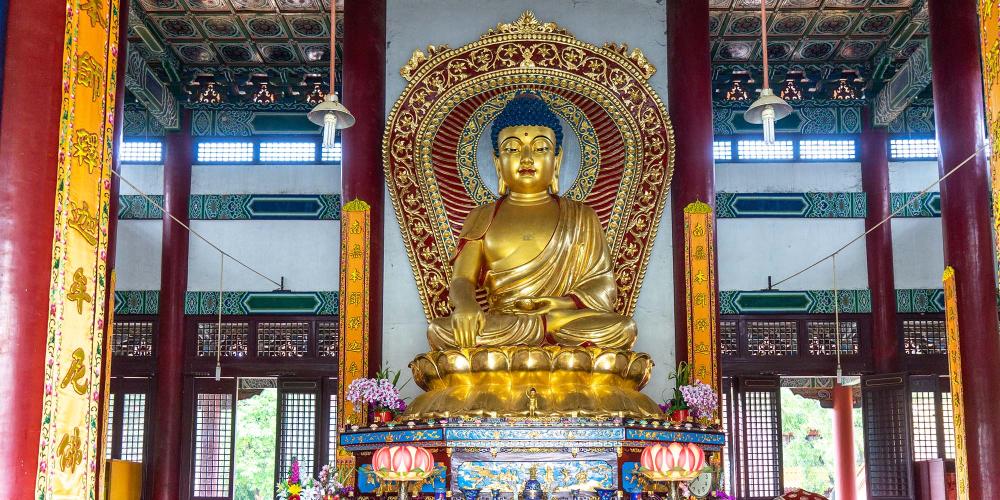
[455,460,615,492]
[620,462,642,493]
[445,427,624,441]
[357,464,447,494]
[625,428,726,446]
[340,428,444,446]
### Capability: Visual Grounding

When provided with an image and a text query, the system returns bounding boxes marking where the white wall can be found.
[889,160,945,288]
[383,0,673,400]
[191,163,339,195]
[114,220,163,290]
[716,162,862,192]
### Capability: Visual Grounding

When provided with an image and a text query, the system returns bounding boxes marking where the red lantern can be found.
[371,445,435,481]
[639,443,706,481]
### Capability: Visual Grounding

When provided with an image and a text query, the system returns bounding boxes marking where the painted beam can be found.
[124,46,180,130]
[872,40,933,127]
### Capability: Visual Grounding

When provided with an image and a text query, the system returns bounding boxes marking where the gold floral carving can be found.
[383,11,673,321]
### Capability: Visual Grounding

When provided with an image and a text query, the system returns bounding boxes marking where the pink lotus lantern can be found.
[639,442,706,482]
[371,445,436,482]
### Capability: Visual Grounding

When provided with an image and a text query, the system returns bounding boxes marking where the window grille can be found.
[806,320,859,355]
[889,138,938,160]
[737,378,782,499]
[259,141,316,163]
[258,322,310,357]
[903,319,947,355]
[799,139,856,160]
[321,143,343,163]
[121,393,147,462]
[720,386,732,492]
[193,393,234,498]
[105,393,115,460]
[120,140,163,163]
[746,320,798,356]
[328,393,338,464]
[736,139,794,161]
[941,391,956,460]
[720,320,738,356]
[279,391,317,480]
[714,140,733,161]
[197,141,254,163]
[862,374,913,499]
[911,391,939,461]
[197,322,249,358]
[112,320,154,357]
[317,322,338,358]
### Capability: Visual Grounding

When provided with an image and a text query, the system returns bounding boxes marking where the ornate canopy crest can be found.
[384,11,674,320]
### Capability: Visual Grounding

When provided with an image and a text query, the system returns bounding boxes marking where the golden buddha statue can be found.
[428,93,637,350]
[405,93,660,419]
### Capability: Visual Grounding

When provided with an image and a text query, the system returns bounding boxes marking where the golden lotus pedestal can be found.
[403,346,663,419]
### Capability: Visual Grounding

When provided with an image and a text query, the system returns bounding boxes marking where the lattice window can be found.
[862,375,913,498]
[317,322,338,358]
[720,320,738,356]
[105,393,115,460]
[911,391,939,461]
[941,391,956,460]
[259,141,316,162]
[746,320,798,356]
[721,388,732,492]
[738,381,782,498]
[321,143,343,163]
[193,393,234,498]
[196,141,254,163]
[120,393,147,462]
[806,320,859,355]
[736,139,794,160]
[197,322,249,358]
[329,393,339,464]
[120,140,163,163]
[279,392,317,480]
[112,320,154,357]
[258,322,310,357]
[903,319,947,355]
[714,140,733,161]
[890,138,938,160]
[799,139,857,160]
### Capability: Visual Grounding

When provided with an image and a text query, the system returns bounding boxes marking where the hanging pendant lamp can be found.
[744,0,792,144]
[308,3,355,148]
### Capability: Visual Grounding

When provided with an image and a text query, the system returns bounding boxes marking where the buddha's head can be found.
[490,92,563,196]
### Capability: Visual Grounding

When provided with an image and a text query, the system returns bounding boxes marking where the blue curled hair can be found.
[490,91,563,157]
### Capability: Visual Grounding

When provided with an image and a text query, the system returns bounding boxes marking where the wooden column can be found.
[833,384,858,500]
[928,0,1000,498]
[341,0,386,377]
[151,110,192,500]
[667,0,717,363]
[0,0,72,491]
[860,109,900,373]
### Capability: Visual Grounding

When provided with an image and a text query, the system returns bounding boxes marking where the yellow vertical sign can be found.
[980,1,1000,280]
[338,199,371,464]
[36,0,122,497]
[683,201,718,396]
[943,266,969,500]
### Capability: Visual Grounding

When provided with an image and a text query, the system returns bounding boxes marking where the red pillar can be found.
[833,385,858,500]
[928,1,1000,498]
[151,110,192,500]
[667,0,718,363]
[860,109,900,373]
[341,0,386,377]
[0,0,74,492]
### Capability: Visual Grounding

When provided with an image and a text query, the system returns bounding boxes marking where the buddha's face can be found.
[493,125,562,195]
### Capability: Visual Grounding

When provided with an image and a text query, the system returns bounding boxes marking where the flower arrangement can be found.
[313,463,354,498]
[665,361,693,414]
[276,458,309,500]
[663,362,719,421]
[345,366,409,415]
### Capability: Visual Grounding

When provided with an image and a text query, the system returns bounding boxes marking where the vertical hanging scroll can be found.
[980,1,1000,284]
[35,0,122,497]
[684,201,719,394]
[942,266,969,499]
[338,199,371,463]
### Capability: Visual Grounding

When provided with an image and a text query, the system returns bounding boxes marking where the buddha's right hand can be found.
[451,304,485,347]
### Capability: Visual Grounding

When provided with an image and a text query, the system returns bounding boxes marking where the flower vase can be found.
[670,409,689,423]
[372,410,393,424]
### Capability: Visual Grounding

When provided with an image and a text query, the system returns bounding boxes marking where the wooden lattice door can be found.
[861,372,915,500]
[733,376,783,500]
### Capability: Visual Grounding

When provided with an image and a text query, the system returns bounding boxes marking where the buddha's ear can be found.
[550,148,563,194]
[493,155,508,195]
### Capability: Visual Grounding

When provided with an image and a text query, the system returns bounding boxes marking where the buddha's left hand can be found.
[514,296,576,315]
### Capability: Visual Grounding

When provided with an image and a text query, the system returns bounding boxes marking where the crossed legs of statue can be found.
[427,308,637,350]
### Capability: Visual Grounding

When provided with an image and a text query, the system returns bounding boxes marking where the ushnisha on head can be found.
[490,92,564,195]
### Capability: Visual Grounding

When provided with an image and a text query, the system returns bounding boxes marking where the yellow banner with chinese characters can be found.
[943,266,970,500]
[683,201,718,396]
[980,1,1000,287]
[35,0,122,497]
[338,199,371,462]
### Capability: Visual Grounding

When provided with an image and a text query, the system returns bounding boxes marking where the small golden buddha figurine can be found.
[428,93,637,350]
